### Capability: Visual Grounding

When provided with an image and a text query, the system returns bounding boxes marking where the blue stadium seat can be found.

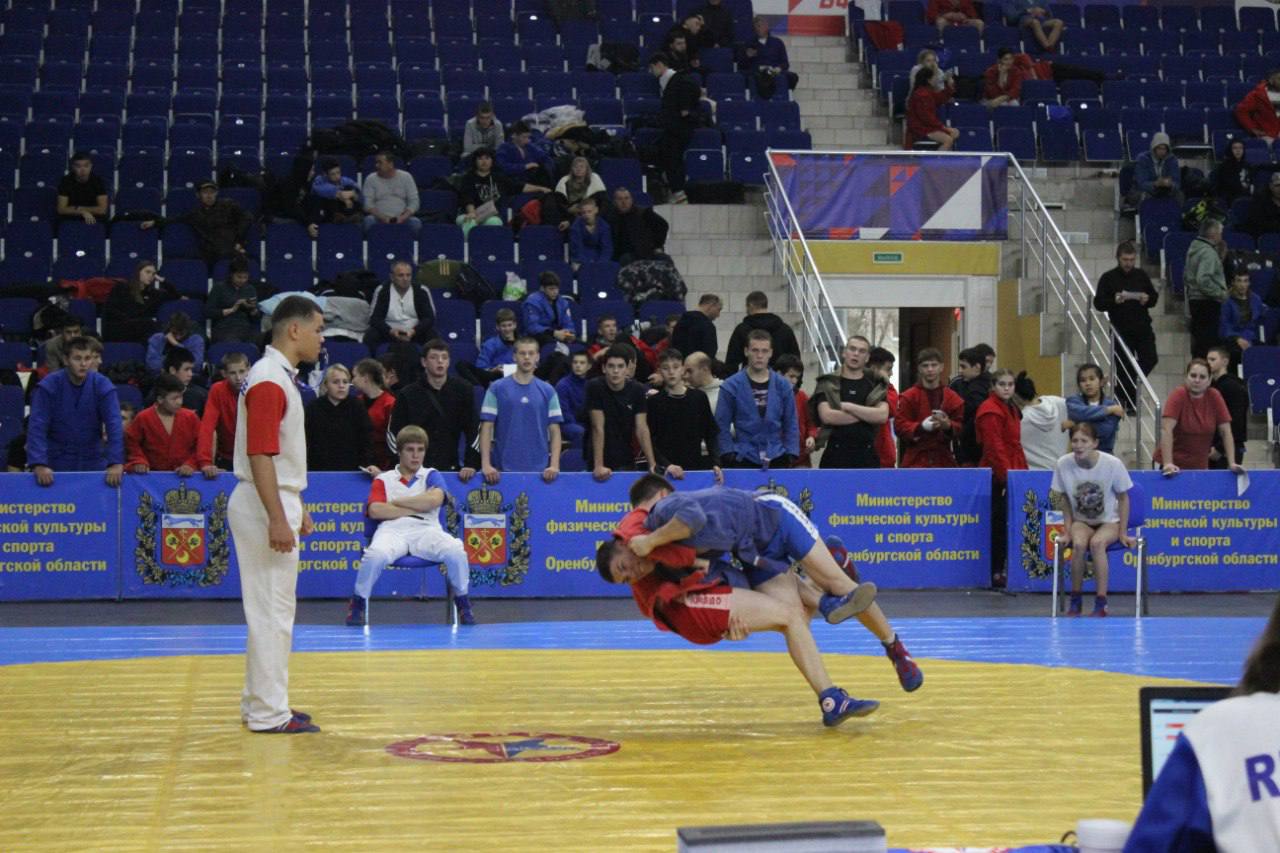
[0,341,34,369]
[58,222,108,265]
[0,298,40,337]
[1039,121,1080,161]
[684,150,725,182]
[109,222,160,268]
[316,224,365,282]
[159,260,210,299]
[11,187,57,223]
[435,300,478,346]
[955,125,994,152]
[575,262,621,300]
[767,130,813,150]
[468,227,516,264]
[518,225,565,264]
[729,152,769,186]
[17,153,65,190]
[366,224,418,281]
[759,101,801,131]
[420,223,465,262]
[1082,127,1125,162]
[419,191,460,224]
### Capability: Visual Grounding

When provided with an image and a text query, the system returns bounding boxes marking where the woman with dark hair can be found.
[1156,358,1243,475]
[103,259,180,343]
[1125,594,1280,849]
[352,357,395,471]
[1065,363,1124,454]
[546,156,609,231]
[904,66,958,150]
[976,368,1027,586]
[1049,422,1133,617]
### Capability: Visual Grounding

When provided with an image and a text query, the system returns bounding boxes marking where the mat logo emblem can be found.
[135,484,232,587]
[386,732,620,763]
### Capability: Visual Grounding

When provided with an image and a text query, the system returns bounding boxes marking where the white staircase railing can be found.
[763,149,1161,467]
[762,157,846,373]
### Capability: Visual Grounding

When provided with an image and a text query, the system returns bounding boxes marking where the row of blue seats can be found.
[891,23,1278,57]
[881,0,1276,32]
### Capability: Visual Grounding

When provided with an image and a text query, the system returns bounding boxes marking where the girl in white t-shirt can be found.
[1050,422,1135,617]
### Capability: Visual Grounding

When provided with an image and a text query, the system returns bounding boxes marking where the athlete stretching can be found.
[600,475,923,692]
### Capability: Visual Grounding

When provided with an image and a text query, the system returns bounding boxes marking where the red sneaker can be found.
[884,637,924,692]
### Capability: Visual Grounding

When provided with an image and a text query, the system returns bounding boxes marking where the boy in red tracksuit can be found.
[1234,71,1280,142]
[868,347,899,468]
[126,373,201,475]
[895,348,965,468]
[975,369,1027,587]
[198,351,250,478]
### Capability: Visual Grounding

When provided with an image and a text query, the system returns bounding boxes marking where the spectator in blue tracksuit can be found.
[714,329,798,468]
[568,198,614,271]
[1219,269,1270,368]
[26,336,124,487]
[496,121,554,188]
[310,157,362,224]
[522,271,577,348]
[1124,594,1280,851]
[1065,363,1123,454]
[554,351,591,447]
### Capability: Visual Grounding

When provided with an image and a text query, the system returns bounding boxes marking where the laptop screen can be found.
[1139,686,1231,795]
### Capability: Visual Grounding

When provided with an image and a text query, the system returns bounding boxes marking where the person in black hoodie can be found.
[1242,170,1280,238]
[305,364,375,471]
[948,346,991,466]
[385,339,481,477]
[1211,138,1252,210]
[696,0,734,47]
[1092,240,1159,411]
[723,290,800,373]
[671,293,721,360]
[605,186,669,263]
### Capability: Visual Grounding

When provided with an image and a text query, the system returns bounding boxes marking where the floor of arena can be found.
[0,591,1270,852]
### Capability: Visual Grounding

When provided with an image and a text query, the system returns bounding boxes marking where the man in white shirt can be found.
[362,151,421,235]
[365,260,438,348]
[346,425,474,627]
[229,296,325,733]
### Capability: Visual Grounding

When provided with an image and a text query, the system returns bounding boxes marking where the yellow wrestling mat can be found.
[0,649,1194,851]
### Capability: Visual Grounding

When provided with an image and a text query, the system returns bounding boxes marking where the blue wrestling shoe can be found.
[345,595,367,627]
[819,687,879,727]
[1066,594,1083,617]
[883,636,923,692]
[824,535,860,582]
[818,582,877,624]
[454,594,476,626]
[253,713,320,734]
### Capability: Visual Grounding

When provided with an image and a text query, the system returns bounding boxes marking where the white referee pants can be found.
[354,523,470,599]
[229,481,303,731]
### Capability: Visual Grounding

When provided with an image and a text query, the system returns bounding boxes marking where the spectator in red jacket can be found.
[126,373,201,476]
[197,350,250,478]
[905,67,958,150]
[982,49,1024,108]
[926,0,983,34]
[868,347,899,468]
[976,368,1027,587]
[1234,70,1280,144]
[353,357,396,471]
[776,355,818,467]
[896,348,965,468]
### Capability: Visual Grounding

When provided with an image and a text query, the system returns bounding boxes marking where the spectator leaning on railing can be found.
[26,336,124,488]
[125,373,200,476]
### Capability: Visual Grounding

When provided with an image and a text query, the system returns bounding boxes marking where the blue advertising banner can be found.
[0,473,118,601]
[1,469,994,601]
[770,151,1009,241]
[1006,470,1280,593]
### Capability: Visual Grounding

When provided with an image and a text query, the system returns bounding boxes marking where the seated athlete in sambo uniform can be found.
[602,474,924,692]
[597,532,881,727]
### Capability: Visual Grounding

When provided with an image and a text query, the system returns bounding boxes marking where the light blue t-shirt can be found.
[480,375,563,471]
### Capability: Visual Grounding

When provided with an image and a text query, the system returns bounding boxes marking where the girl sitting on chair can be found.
[1050,422,1135,617]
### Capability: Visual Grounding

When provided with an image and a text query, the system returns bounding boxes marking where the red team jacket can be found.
[126,406,201,471]
[1234,80,1280,140]
[196,378,239,468]
[904,85,953,148]
[895,383,965,468]
[975,394,1027,486]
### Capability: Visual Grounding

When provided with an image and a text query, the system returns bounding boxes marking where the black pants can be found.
[1188,299,1222,359]
[819,441,880,469]
[991,487,1008,588]
[1113,325,1158,410]
[656,123,694,193]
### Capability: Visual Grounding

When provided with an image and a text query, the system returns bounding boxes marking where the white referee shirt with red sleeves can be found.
[233,345,308,493]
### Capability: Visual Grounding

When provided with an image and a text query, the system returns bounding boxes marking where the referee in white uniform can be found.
[229,296,325,733]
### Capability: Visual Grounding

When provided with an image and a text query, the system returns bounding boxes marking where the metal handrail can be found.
[762,152,846,372]
[762,149,1161,466]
